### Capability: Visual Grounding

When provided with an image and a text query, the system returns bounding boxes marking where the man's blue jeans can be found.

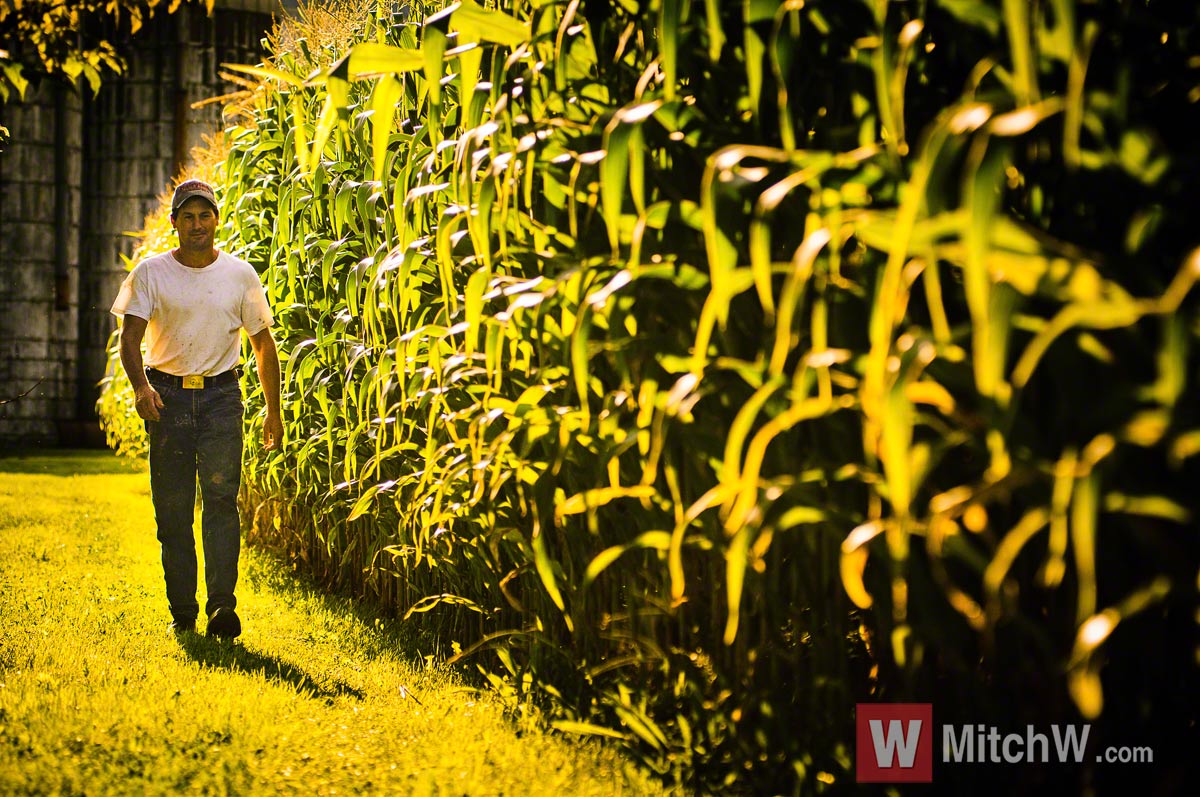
[146,371,243,624]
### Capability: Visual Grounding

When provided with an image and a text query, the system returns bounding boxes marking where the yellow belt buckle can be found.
[182,375,205,389]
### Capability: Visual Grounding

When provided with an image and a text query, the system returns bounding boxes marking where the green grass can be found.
[0,450,666,797]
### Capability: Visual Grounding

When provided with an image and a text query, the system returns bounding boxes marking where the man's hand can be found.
[119,316,161,422]
[248,327,285,452]
[263,413,285,451]
[135,384,164,421]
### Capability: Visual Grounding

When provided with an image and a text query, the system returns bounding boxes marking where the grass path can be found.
[0,451,664,796]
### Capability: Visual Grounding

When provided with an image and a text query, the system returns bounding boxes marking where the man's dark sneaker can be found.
[169,619,196,634]
[206,607,242,639]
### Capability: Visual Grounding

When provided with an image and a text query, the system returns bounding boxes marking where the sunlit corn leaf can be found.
[963,136,1009,403]
[556,485,658,525]
[422,7,451,134]
[658,0,680,101]
[1011,297,1145,390]
[369,74,403,183]
[1070,471,1100,624]
[221,62,306,87]
[581,530,670,590]
[841,520,886,610]
[601,101,661,255]
[1068,577,1172,718]
[770,228,830,375]
[703,0,725,63]
[1103,493,1191,524]
[402,592,488,619]
[743,0,773,126]
[347,42,425,75]
[310,55,351,175]
[721,378,784,496]
[448,0,530,47]
[550,720,630,741]
[290,91,310,175]
[1001,0,1037,105]
[614,705,668,751]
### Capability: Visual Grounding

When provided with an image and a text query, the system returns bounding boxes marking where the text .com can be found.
[855,703,1154,783]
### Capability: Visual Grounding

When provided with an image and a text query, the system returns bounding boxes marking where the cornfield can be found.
[100,0,1200,792]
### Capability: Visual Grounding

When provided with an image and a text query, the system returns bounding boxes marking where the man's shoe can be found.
[169,619,196,634]
[206,607,242,639]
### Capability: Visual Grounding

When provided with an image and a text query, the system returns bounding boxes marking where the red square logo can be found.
[856,703,934,782]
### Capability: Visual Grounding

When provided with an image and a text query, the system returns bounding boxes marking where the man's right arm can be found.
[119,314,164,421]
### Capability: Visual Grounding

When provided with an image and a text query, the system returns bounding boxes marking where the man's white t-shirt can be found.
[110,250,274,376]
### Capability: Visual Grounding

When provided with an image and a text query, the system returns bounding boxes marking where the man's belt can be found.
[146,367,241,390]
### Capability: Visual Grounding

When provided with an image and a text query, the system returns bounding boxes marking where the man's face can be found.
[171,197,218,250]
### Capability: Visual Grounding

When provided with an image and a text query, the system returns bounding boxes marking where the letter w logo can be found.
[870,718,922,767]
[856,703,933,782]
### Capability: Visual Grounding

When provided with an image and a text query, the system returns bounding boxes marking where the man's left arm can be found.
[248,327,284,451]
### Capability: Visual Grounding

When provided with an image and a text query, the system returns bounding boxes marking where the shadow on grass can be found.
[239,546,442,666]
[176,632,364,702]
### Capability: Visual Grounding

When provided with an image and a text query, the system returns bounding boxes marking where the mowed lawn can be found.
[0,450,664,797]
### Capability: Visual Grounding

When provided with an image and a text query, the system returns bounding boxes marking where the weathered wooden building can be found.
[0,0,293,447]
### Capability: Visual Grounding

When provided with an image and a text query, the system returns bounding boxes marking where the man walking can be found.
[111,178,283,638]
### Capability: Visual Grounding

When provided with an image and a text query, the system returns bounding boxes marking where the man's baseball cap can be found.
[171,179,218,213]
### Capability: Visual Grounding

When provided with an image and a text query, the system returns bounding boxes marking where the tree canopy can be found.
[0,0,213,101]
